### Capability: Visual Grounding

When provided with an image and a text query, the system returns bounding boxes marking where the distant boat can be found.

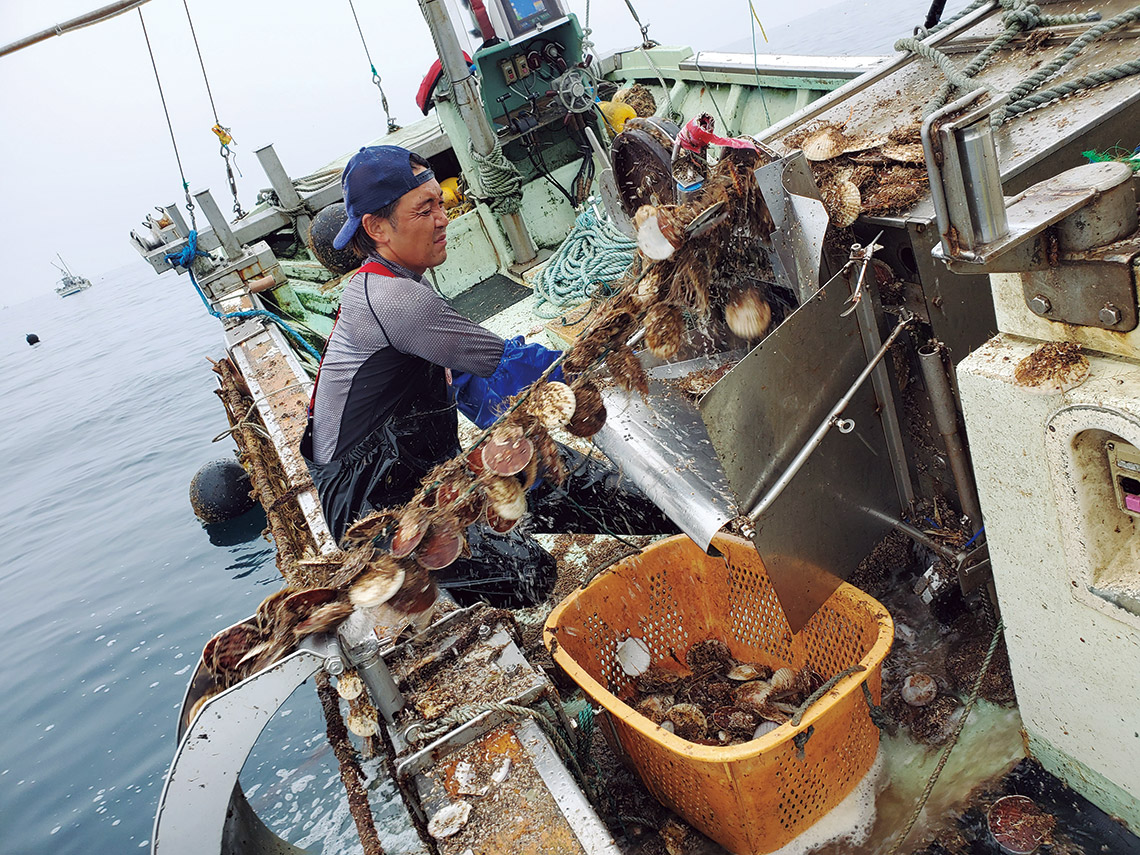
[53,255,91,297]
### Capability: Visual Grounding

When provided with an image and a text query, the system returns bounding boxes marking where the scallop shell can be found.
[348,556,407,609]
[427,801,472,839]
[482,425,535,477]
[636,664,683,694]
[465,444,486,475]
[666,703,708,741]
[483,475,527,520]
[617,636,652,676]
[826,179,862,228]
[724,287,773,340]
[634,205,677,260]
[532,428,567,485]
[255,588,297,631]
[770,667,796,691]
[562,338,604,376]
[686,639,734,672]
[346,710,379,737]
[529,381,577,428]
[204,622,263,677]
[882,143,925,163]
[415,518,464,570]
[275,587,340,629]
[753,720,779,739]
[566,381,606,437]
[801,125,848,161]
[902,672,938,707]
[606,345,649,395]
[635,694,674,724]
[644,303,685,360]
[734,680,774,712]
[670,265,710,314]
[336,672,364,700]
[387,563,439,614]
[485,505,520,533]
[294,600,354,637]
[727,664,762,682]
[341,511,396,549]
[390,506,430,559]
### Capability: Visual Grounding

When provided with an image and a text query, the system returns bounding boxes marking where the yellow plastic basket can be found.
[544,533,893,855]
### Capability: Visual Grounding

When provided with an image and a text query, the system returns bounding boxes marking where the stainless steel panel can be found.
[592,354,742,553]
[700,277,898,631]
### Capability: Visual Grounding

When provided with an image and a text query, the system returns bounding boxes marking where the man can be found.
[302,145,669,607]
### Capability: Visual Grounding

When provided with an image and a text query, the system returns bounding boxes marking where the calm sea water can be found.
[0,266,363,854]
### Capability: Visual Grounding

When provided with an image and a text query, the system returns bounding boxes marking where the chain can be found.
[347,0,400,133]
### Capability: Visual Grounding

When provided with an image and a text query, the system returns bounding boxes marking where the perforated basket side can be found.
[544,534,893,854]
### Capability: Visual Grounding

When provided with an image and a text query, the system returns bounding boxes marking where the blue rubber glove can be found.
[452,336,564,429]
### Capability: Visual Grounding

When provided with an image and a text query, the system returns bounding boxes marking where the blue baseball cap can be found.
[333,145,436,250]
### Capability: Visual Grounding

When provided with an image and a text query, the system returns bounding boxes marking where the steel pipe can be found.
[918,341,984,532]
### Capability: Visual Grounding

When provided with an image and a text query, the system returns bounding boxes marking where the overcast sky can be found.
[0,0,901,305]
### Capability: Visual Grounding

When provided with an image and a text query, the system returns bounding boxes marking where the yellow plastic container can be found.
[544,534,893,855]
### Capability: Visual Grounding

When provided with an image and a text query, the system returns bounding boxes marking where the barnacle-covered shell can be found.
[734,680,774,712]
[482,425,535,477]
[644,303,685,360]
[562,338,604,376]
[427,801,472,840]
[346,709,379,737]
[666,703,708,741]
[275,587,339,630]
[724,286,773,340]
[332,545,375,588]
[255,588,297,631]
[636,664,683,694]
[686,638,734,673]
[902,672,938,707]
[771,667,796,691]
[882,143,925,163]
[529,381,577,428]
[606,345,649,395]
[532,427,567,485]
[349,555,407,609]
[566,380,606,437]
[336,672,364,700]
[204,622,263,677]
[712,706,760,737]
[636,694,675,724]
[670,265,710,314]
[634,205,677,260]
[826,179,862,228]
[483,475,527,520]
[294,599,354,637]
[342,510,396,549]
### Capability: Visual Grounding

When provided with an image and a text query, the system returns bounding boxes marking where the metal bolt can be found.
[477,624,492,640]
[1099,303,1122,326]
[323,655,345,676]
[1028,294,1052,315]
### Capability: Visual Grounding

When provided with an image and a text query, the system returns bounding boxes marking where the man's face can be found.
[364,167,448,275]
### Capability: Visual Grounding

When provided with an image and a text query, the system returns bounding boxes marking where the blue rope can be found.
[167,230,324,363]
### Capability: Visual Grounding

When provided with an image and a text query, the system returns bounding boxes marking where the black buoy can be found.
[26,333,39,346]
[189,458,256,524]
[308,203,361,277]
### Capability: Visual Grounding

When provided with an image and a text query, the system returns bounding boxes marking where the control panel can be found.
[1108,440,1140,517]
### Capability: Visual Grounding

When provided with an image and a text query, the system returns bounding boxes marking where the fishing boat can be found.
[11,0,1140,851]
[53,255,92,297]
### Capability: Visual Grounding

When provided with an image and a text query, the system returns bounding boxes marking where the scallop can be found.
[734,680,774,711]
[724,286,773,340]
[485,506,520,533]
[204,622,263,677]
[902,672,938,707]
[483,475,527,520]
[616,636,652,676]
[753,720,779,739]
[427,801,472,839]
[529,381,576,428]
[635,694,675,724]
[634,205,677,260]
[801,124,849,161]
[348,556,407,609]
[342,511,396,548]
[606,345,649,396]
[686,638,734,673]
[644,303,685,360]
[727,664,763,682]
[666,703,708,741]
[566,380,606,437]
[387,563,439,615]
[390,507,430,559]
[275,587,340,629]
[882,143,925,163]
[771,667,796,691]
[415,518,464,571]
[346,710,379,737]
[293,600,354,637]
[828,179,862,228]
[636,664,683,694]
[482,425,535,477]
[336,672,364,700]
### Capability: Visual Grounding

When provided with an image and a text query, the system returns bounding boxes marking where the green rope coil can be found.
[469,140,524,215]
[894,0,1112,117]
[534,207,636,319]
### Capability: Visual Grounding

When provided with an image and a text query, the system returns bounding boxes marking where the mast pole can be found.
[0,0,154,58]
[417,0,537,264]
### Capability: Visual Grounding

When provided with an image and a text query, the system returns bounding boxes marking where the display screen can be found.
[499,0,562,39]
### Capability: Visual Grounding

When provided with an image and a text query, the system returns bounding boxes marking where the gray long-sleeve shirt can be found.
[309,256,505,464]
